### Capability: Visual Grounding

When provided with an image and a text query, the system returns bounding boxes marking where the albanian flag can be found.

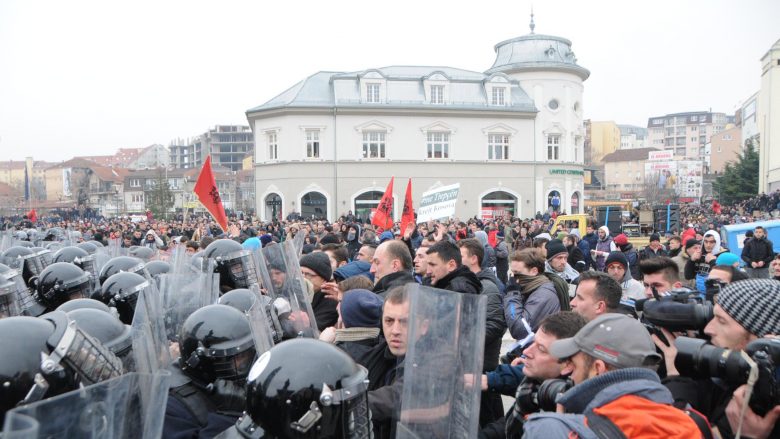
[400,178,414,233]
[194,156,228,231]
[27,208,37,223]
[372,177,394,230]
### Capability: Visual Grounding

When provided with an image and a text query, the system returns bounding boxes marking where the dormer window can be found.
[366,84,380,103]
[431,85,444,104]
[491,88,506,106]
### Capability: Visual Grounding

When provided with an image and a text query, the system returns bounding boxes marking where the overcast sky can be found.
[1,0,778,162]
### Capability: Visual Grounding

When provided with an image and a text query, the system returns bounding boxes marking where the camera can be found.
[704,278,726,303]
[514,377,574,415]
[637,288,713,333]
[675,337,780,416]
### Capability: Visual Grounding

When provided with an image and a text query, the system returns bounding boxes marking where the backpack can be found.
[543,272,572,312]
[584,395,712,439]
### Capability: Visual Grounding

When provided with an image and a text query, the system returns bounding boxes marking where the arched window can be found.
[548,190,562,212]
[300,192,327,220]
[480,191,517,219]
[354,190,391,223]
[571,192,581,214]
[264,193,282,221]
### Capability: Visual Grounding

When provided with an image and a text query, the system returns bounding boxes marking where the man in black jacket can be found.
[299,251,338,331]
[426,240,482,295]
[741,225,775,279]
[457,238,508,427]
[370,240,416,297]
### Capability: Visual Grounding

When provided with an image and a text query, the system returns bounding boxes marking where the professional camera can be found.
[514,377,574,415]
[637,288,713,334]
[675,336,780,416]
[704,278,726,303]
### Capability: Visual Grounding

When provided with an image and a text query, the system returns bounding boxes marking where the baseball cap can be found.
[550,314,661,369]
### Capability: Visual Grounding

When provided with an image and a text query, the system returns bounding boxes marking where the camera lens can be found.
[675,336,751,385]
[536,379,574,412]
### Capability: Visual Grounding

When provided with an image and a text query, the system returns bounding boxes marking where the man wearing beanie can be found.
[612,233,640,280]
[604,251,644,300]
[299,251,339,331]
[333,289,384,365]
[659,279,780,438]
[673,239,700,288]
[545,239,580,284]
[640,233,667,261]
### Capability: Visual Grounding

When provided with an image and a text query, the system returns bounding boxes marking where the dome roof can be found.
[485,23,590,80]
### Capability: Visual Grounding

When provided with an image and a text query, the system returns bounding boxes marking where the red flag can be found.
[371,177,394,230]
[27,208,37,223]
[400,179,414,234]
[194,156,228,231]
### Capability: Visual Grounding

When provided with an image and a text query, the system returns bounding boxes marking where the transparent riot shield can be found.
[258,242,319,338]
[159,265,220,343]
[2,372,171,439]
[246,298,276,357]
[395,284,487,439]
[168,245,192,275]
[250,247,275,298]
[292,230,305,258]
[131,285,172,374]
[106,237,125,258]
[0,228,13,253]
[0,266,42,317]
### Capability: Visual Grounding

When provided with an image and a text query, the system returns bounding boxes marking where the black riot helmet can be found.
[3,246,48,285]
[43,227,65,242]
[144,260,170,279]
[218,288,257,314]
[76,241,98,255]
[0,314,124,423]
[31,262,92,311]
[88,240,104,248]
[30,247,53,267]
[242,338,371,439]
[98,256,145,285]
[0,278,22,318]
[129,246,156,262]
[55,297,112,314]
[53,246,90,265]
[202,239,259,291]
[179,304,256,384]
[65,308,133,366]
[94,271,148,324]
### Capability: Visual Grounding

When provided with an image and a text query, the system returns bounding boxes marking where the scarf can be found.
[514,273,549,294]
[334,327,380,343]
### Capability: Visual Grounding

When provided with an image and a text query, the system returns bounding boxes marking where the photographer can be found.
[659,279,780,438]
[477,312,586,439]
[640,256,683,298]
[523,314,705,438]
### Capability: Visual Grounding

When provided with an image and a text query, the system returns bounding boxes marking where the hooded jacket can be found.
[685,230,727,292]
[475,231,497,269]
[503,280,560,342]
[345,224,362,261]
[593,226,617,271]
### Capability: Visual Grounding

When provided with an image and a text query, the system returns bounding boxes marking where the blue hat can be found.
[241,237,261,251]
[715,252,740,267]
[340,289,384,328]
[379,231,394,243]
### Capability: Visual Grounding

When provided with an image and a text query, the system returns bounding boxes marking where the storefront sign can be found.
[417,183,460,223]
[649,150,674,161]
[549,169,584,176]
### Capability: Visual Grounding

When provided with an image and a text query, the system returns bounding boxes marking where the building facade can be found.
[585,120,621,165]
[707,126,742,175]
[169,126,254,172]
[759,39,780,192]
[646,111,728,160]
[619,124,647,149]
[602,147,659,192]
[736,92,760,148]
[249,25,588,222]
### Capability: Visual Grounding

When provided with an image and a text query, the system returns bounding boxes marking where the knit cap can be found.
[718,279,780,337]
[340,289,384,328]
[605,251,628,270]
[299,251,333,281]
[715,252,740,267]
[545,239,568,260]
[613,234,628,246]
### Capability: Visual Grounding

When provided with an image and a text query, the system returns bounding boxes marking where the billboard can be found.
[62,168,72,197]
[644,160,703,199]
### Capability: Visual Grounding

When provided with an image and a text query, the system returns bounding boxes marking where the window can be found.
[362,132,386,158]
[426,132,449,159]
[267,132,278,160]
[366,84,380,103]
[430,85,444,104]
[130,178,141,188]
[547,135,560,160]
[548,99,559,110]
[305,130,320,158]
[488,134,509,160]
[131,194,143,203]
[491,88,505,106]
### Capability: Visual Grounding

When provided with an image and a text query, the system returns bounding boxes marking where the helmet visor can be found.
[51,319,125,385]
[223,250,260,290]
[0,280,22,318]
[207,339,257,381]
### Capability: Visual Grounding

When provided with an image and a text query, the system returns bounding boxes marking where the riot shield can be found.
[168,245,191,275]
[0,265,42,316]
[106,237,125,258]
[246,298,276,357]
[131,284,171,374]
[395,284,487,439]
[2,372,171,439]
[250,247,275,298]
[292,230,305,258]
[258,242,319,338]
[159,266,220,343]
[0,228,12,253]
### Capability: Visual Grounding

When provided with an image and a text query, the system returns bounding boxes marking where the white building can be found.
[759,39,780,192]
[738,92,760,147]
[248,21,588,222]
[618,125,647,149]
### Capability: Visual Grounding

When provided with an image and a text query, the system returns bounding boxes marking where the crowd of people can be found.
[0,201,779,438]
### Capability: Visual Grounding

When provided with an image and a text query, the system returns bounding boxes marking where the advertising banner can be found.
[417,183,460,223]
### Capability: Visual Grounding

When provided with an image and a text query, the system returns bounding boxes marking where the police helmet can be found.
[76,241,98,255]
[179,304,256,384]
[242,338,370,439]
[31,262,92,311]
[65,308,132,361]
[144,260,170,279]
[202,239,258,291]
[129,246,156,262]
[218,288,257,313]
[94,271,148,324]
[98,256,145,286]
[53,246,90,265]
